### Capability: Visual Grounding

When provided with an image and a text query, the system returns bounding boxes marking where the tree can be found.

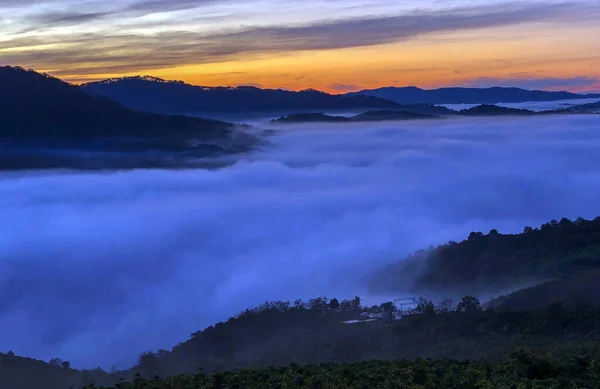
[415,298,436,315]
[468,231,484,241]
[340,299,353,312]
[328,298,341,311]
[351,296,362,311]
[137,351,162,378]
[456,296,481,313]
[49,358,63,367]
[437,297,454,313]
[380,301,394,313]
[308,297,328,311]
[293,299,305,310]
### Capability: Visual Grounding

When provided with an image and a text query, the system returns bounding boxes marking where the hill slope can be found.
[346,86,600,105]
[486,269,600,310]
[0,67,239,140]
[0,67,257,170]
[370,217,600,297]
[79,76,400,115]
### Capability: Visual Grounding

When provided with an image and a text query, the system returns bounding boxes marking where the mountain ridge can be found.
[79,75,600,115]
[80,77,400,115]
[345,85,600,105]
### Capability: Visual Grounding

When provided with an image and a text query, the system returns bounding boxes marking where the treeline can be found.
[376,216,600,295]
[0,351,111,389]
[89,350,600,389]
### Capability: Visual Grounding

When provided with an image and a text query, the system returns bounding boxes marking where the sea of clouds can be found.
[1,113,600,369]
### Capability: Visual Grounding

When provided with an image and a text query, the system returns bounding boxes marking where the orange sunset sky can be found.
[1,0,599,93]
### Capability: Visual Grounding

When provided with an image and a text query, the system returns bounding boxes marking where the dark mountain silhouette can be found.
[0,67,240,140]
[351,110,436,121]
[272,112,354,123]
[346,86,600,105]
[458,104,536,116]
[272,110,438,123]
[271,104,568,124]
[0,67,257,170]
[79,76,400,115]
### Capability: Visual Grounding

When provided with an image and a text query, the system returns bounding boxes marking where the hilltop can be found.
[0,66,257,170]
[80,76,400,115]
[346,86,600,105]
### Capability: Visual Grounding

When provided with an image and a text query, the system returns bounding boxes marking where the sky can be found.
[1,0,600,92]
[2,112,600,369]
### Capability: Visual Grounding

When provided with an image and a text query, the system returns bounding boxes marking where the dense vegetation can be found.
[85,300,600,388]
[89,353,600,389]
[374,216,600,297]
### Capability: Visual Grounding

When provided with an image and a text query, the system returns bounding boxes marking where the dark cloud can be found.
[31,11,114,26]
[2,113,600,369]
[495,59,513,66]
[127,0,225,13]
[329,82,360,92]
[3,1,600,76]
[463,76,600,90]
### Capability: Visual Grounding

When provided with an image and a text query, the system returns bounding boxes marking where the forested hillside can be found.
[373,216,600,296]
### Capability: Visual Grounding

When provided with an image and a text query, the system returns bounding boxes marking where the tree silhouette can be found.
[456,296,481,313]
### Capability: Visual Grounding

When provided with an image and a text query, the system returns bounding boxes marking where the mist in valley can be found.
[2,114,600,370]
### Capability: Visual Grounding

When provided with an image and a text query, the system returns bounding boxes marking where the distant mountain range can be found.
[80,76,399,115]
[345,86,600,105]
[79,77,600,115]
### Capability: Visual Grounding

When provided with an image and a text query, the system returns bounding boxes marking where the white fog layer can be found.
[1,114,600,369]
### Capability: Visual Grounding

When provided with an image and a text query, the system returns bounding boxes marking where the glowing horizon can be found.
[1,0,600,93]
